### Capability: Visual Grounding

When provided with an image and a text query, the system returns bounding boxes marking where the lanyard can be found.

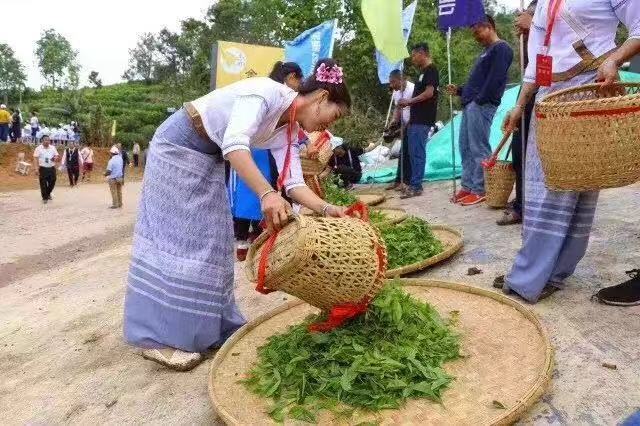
[543,0,564,49]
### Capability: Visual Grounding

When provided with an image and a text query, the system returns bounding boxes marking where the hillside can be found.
[20,82,199,149]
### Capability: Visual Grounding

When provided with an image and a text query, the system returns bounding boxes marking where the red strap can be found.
[544,0,564,49]
[276,102,298,192]
[256,102,298,295]
[308,300,370,332]
[345,201,369,222]
[311,130,331,150]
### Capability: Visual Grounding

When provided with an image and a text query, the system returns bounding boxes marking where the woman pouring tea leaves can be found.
[123,59,351,371]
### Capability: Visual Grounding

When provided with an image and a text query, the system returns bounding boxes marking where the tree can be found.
[35,29,78,89]
[0,43,27,104]
[123,33,159,84]
[88,71,103,89]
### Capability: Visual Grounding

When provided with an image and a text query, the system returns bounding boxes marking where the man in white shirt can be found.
[33,135,59,203]
[386,69,415,191]
[132,142,141,167]
[30,113,39,142]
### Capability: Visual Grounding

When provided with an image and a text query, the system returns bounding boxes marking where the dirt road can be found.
[1,181,639,425]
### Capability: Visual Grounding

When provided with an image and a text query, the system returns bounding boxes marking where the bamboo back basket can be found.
[245,215,387,311]
[536,83,640,191]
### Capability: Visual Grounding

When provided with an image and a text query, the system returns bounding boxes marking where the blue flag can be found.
[375,0,417,84]
[285,20,337,77]
[437,0,486,31]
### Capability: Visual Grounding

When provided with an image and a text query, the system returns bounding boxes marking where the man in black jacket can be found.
[117,143,130,180]
[62,141,82,186]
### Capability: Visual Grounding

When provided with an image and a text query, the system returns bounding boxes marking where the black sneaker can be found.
[593,269,640,306]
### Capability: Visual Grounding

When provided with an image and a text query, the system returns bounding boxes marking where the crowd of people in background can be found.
[24,134,144,208]
[0,106,81,145]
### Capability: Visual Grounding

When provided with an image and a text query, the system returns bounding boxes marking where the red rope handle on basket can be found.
[482,131,513,170]
[255,102,298,295]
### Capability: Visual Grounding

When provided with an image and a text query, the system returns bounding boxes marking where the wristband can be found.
[259,189,277,203]
[321,204,331,217]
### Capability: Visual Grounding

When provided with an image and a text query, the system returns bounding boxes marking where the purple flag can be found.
[437,0,486,31]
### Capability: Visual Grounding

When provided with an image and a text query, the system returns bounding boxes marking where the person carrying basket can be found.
[496,0,640,303]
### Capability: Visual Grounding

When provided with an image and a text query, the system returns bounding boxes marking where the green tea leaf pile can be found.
[243,285,461,423]
[379,218,445,270]
[323,175,358,206]
[368,209,388,225]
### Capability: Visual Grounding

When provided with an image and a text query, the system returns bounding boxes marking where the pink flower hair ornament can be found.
[315,63,344,84]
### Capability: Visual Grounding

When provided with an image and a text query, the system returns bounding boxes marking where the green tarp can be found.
[362,71,640,184]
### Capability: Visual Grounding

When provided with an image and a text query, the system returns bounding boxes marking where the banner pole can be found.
[369,95,395,189]
[447,27,457,200]
[520,0,526,221]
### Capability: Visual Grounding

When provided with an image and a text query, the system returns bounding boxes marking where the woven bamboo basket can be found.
[245,215,387,311]
[484,161,515,208]
[300,132,333,176]
[209,279,554,425]
[536,83,640,191]
[370,207,408,227]
[303,174,325,199]
[386,225,463,277]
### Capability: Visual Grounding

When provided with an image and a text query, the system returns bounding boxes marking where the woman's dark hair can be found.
[299,58,351,108]
[269,61,303,83]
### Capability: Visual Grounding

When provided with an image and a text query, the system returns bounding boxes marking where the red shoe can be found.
[236,242,249,262]
[451,189,472,203]
[460,193,486,206]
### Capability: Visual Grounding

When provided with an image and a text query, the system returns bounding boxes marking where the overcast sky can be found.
[4,0,521,89]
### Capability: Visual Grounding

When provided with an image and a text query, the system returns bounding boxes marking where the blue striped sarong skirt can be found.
[506,71,599,303]
[123,111,246,352]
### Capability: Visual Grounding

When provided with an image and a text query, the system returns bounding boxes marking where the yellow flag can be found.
[111,120,117,137]
[361,0,408,63]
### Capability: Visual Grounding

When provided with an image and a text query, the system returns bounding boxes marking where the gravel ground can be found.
[1,181,639,425]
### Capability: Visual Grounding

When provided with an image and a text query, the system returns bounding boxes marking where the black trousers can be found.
[234,219,261,241]
[335,166,362,186]
[133,154,139,167]
[39,167,56,200]
[511,97,535,216]
[67,165,80,186]
[394,131,411,184]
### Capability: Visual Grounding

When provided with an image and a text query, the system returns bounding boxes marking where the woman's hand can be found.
[502,106,524,134]
[596,59,625,97]
[260,192,292,234]
[597,59,619,88]
[323,204,347,218]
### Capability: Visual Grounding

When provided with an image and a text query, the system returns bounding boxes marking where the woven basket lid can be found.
[386,225,464,277]
[356,191,386,206]
[370,207,408,227]
[208,279,553,425]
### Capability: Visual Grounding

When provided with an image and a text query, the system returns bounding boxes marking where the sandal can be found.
[141,348,204,372]
[493,275,561,301]
[496,210,522,226]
